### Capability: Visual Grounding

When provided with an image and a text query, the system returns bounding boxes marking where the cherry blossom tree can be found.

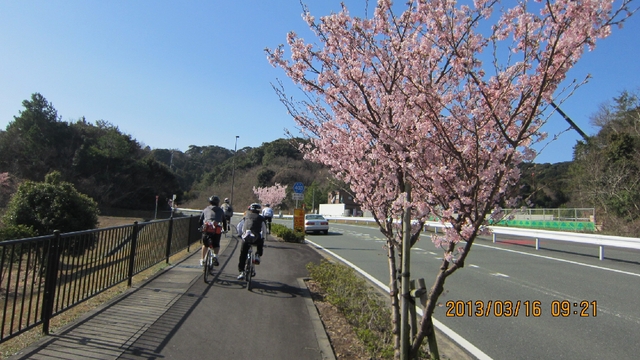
[252,183,288,207]
[267,0,634,358]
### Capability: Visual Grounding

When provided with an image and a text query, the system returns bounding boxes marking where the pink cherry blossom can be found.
[267,0,634,356]
[252,183,288,207]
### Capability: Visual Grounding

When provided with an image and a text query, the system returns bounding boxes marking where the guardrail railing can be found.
[0,215,201,344]
[180,209,640,260]
[311,215,640,261]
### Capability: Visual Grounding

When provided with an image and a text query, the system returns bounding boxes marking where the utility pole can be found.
[231,136,239,205]
[550,101,589,141]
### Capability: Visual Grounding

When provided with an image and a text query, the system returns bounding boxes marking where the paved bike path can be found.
[9,234,335,360]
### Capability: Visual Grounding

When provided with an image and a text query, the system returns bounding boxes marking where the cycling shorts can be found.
[202,232,221,248]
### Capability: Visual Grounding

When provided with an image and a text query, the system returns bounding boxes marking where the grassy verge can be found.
[307,259,395,359]
[271,223,305,243]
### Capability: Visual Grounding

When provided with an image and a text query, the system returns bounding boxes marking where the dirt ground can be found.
[306,280,373,359]
[98,216,146,228]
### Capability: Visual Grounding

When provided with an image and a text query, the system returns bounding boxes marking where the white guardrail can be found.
[325,216,640,261]
[176,209,640,261]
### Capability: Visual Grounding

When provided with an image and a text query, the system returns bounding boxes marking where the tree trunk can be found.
[388,241,401,358]
[400,182,412,359]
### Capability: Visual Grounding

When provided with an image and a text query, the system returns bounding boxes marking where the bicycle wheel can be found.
[203,250,212,283]
[245,250,253,290]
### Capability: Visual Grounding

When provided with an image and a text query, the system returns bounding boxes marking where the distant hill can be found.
[158,138,334,213]
[0,93,574,215]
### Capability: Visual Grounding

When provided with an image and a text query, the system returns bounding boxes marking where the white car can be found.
[304,214,329,234]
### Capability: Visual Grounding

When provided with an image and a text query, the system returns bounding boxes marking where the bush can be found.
[271,223,305,243]
[307,260,394,358]
[0,224,37,241]
[2,171,99,236]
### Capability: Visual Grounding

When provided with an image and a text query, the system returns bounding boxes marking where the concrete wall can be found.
[319,203,346,216]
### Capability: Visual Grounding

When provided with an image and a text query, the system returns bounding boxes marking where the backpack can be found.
[203,220,221,234]
[242,230,257,244]
[222,203,233,217]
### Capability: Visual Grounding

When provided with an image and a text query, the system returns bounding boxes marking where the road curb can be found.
[298,277,337,360]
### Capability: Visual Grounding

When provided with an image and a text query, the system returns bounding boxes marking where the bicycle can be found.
[243,243,257,291]
[203,243,216,283]
[264,217,272,234]
[223,217,232,238]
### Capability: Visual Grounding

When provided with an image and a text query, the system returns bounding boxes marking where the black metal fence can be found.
[0,215,201,344]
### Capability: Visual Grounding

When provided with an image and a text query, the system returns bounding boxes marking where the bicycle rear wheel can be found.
[245,250,253,290]
[204,250,212,283]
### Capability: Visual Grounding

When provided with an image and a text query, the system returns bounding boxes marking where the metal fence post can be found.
[41,230,61,335]
[165,217,174,264]
[187,215,194,252]
[127,222,139,287]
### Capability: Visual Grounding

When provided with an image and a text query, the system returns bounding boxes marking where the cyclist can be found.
[261,203,274,234]
[221,198,234,233]
[199,195,225,267]
[236,203,267,280]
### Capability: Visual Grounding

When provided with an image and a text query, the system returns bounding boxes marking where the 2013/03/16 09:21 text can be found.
[445,300,597,318]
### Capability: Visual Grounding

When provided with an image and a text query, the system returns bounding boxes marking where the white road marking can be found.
[475,243,640,278]
[491,273,509,278]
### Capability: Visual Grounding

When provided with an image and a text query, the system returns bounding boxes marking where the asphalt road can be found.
[279,219,640,360]
[127,237,328,360]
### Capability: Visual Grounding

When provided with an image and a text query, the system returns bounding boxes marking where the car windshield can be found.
[306,215,325,220]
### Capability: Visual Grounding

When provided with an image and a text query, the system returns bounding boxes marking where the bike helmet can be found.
[249,203,261,211]
[224,198,230,203]
[265,204,270,207]
[208,195,220,206]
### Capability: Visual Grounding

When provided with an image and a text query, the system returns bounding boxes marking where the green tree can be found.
[569,90,640,235]
[69,120,181,209]
[262,138,302,165]
[304,181,328,213]
[2,171,99,236]
[0,93,74,180]
[516,162,570,208]
[257,169,275,187]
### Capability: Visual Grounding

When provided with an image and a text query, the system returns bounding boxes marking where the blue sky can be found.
[1,1,638,164]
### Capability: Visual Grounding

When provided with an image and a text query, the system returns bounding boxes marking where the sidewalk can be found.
[9,234,335,360]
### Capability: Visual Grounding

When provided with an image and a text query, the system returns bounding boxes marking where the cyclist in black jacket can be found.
[236,203,267,280]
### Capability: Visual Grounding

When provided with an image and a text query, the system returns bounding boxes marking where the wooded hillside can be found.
[3,91,639,236]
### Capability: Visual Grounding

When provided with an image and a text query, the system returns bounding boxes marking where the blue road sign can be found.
[293,182,305,193]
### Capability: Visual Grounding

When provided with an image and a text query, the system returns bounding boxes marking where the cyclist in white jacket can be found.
[261,204,274,234]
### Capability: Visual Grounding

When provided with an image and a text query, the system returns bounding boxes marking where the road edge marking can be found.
[305,238,493,360]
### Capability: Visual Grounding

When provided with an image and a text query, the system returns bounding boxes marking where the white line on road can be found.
[306,238,493,360]
[475,243,640,278]
[491,273,510,278]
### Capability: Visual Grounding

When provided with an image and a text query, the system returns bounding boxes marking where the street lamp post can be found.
[230,136,239,205]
